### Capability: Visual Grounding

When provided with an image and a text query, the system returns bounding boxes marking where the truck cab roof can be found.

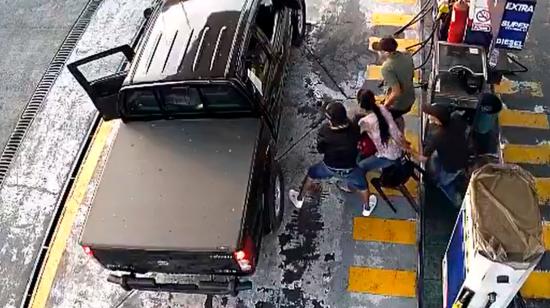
[125,0,252,86]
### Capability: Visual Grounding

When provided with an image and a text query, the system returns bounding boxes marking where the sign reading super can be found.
[495,0,537,50]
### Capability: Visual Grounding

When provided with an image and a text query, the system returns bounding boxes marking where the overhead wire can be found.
[276,46,353,161]
[393,1,434,37]
[389,0,438,70]
[413,21,439,70]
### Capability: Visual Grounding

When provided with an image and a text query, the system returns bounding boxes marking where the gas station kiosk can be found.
[442,164,545,308]
[424,1,544,308]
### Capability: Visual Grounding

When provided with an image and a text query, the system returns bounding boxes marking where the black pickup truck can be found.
[68,0,305,295]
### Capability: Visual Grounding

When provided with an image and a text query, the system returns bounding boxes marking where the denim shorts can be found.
[307,161,368,190]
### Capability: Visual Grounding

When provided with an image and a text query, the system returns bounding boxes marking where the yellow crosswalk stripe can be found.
[543,221,550,250]
[369,37,419,52]
[502,144,550,165]
[366,65,420,81]
[409,101,420,116]
[521,271,550,299]
[348,266,416,297]
[353,217,416,244]
[494,78,544,97]
[384,178,418,197]
[499,109,549,129]
[366,172,418,197]
[536,178,550,204]
[405,129,419,154]
[374,0,417,4]
[372,13,415,27]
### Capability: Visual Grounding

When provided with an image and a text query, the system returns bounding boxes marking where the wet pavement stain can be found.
[324,253,335,262]
[277,190,327,306]
[255,302,276,308]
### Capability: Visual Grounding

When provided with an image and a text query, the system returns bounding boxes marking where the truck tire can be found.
[291,0,306,47]
[265,162,284,234]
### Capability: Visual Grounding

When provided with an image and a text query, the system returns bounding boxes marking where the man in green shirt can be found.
[372,37,416,127]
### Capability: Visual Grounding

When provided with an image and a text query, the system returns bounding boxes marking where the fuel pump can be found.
[442,164,545,308]
[423,1,543,308]
[429,0,537,103]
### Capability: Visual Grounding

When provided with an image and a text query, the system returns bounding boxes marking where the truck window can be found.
[257,0,283,49]
[122,85,251,118]
[245,39,270,95]
[200,85,249,111]
[125,89,161,115]
[257,0,276,39]
[164,86,203,112]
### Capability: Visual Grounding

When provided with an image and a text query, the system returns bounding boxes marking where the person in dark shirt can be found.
[420,104,469,205]
[472,93,502,155]
[289,102,373,215]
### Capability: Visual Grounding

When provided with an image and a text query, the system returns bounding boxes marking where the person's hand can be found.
[417,155,428,163]
[405,148,427,163]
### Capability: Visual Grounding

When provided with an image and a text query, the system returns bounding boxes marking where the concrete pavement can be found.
[0,0,89,151]
[0,1,151,307]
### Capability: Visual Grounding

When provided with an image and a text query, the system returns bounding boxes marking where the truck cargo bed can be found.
[81,118,260,251]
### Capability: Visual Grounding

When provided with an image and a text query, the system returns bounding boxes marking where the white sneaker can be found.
[362,195,378,216]
[289,189,304,209]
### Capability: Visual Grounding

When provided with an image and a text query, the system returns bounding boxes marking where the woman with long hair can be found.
[355,89,410,213]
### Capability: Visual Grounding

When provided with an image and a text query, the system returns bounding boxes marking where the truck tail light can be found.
[82,245,94,257]
[233,235,255,272]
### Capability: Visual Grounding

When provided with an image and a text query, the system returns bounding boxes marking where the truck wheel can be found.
[291,0,306,47]
[265,163,285,234]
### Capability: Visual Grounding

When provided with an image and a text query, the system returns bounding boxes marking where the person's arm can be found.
[382,65,402,108]
[419,132,439,162]
[380,106,406,145]
[379,106,415,155]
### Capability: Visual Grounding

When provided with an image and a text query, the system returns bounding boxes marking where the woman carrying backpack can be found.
[354,89,412,214]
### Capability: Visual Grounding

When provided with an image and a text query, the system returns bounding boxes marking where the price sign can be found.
[495,0,537,50]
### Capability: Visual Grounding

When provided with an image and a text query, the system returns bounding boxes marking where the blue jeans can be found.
[357,155,396,172]
[308,161,368,190]
[430,153,463,206]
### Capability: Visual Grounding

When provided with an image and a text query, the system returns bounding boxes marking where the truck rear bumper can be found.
[107,274,253,295]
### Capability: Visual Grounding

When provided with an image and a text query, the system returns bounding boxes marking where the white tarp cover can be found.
[469,163,545,264]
